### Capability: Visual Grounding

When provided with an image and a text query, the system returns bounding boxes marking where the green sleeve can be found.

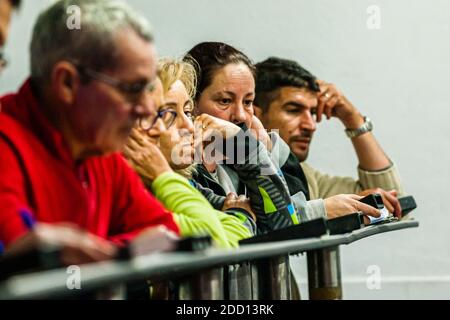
[214,210,253,247]
[152,172,247,248]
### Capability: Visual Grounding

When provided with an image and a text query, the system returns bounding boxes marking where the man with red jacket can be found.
[0,0,179,264]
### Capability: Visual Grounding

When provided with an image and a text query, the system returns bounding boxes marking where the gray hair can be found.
[30,0,153,81]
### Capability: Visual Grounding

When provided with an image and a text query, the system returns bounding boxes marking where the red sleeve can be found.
[108,155,179,245]
[0,138,33,248]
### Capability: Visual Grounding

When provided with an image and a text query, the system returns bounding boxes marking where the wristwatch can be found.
[345,116,373,138]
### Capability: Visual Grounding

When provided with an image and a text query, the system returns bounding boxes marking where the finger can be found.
[348,194,363,200]
[381,194,395,213]
[325,96,339,119]
[316,97,325,123]
[362,215,370,225]
[127,138,144,152]
[384,191,402,218]
[356,201,381,218]
[226,192,238,200]
[389,190,398,197]
[129,129,146,144]
[128,129,149,146]
[122,145,136,160]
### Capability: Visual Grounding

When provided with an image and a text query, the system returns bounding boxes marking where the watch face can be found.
[346,117,372,138]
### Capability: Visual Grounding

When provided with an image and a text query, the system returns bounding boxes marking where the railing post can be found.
[256,255,291,300]
[227,262,258,300]
[307,246,342,300]
[177,268,224,300]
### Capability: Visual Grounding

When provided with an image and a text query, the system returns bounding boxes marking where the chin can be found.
[292,148,309,162]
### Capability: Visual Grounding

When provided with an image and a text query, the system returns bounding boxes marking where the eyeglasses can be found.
[139,108,177,131]
[73,63,155,103]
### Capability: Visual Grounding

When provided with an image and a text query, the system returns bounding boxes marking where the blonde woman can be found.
[124,58,254,248]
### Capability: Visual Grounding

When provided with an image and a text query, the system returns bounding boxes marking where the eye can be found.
[218,98,232,105]
[244,100,254,107]
[285,109,300,114]
[122,81,147,95]
[184,110,193,120]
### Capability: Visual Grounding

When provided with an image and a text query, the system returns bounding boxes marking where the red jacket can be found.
[0,80,179,249]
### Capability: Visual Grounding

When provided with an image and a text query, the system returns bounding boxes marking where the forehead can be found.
[274,86,318,108]
[208,63,255,92]
[112,29,157,80]
[149,77,164,105]
[165,80,189,101]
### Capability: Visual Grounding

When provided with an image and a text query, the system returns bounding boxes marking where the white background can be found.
[1,0,449,299]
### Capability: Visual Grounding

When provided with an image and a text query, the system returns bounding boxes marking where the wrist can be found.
[345,116,373,139]
[341,113,364,129]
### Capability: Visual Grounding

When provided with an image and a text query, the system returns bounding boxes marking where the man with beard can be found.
[254,57,403,220]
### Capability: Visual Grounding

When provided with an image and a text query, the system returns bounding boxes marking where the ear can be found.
[51,61,81,105]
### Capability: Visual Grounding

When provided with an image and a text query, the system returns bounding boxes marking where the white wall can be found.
[2,0,449,299]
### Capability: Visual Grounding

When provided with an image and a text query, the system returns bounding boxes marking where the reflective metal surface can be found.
[307,246,342,300]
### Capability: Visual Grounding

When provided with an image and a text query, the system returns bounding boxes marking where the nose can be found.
[180,114,195,134]
[300,111,317,132]
[147,117,166,139]
[230,103,247,125]
[133,91,154,118]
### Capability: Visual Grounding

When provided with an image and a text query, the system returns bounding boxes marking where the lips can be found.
[291,139,311,149]
[292,138,311,144]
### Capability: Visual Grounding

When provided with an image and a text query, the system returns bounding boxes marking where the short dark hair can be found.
[254,57,320,112]
[184,42,255,101]
[11,0,21,9]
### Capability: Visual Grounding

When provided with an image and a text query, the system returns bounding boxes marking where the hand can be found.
[4,223,118,265]
[123,128,173,183]
[324,194,381,220]
[358,188,402,218]
[194,114,241,141]
[131,225,180,256]
[316,80,363,128]
[222,192,257,221]
[249,115,272,151]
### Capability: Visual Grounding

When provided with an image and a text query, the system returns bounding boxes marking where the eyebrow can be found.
[215,91,255,97]
[165,102,178,108]
[282,101,318,110]
[184,100,193,110]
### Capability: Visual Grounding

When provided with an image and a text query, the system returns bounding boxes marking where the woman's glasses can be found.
[138,109,177,131]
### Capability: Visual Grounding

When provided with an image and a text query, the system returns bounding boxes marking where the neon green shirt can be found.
[152,172,252,248]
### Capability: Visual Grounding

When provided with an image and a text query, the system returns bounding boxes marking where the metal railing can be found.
[0,219,419,300]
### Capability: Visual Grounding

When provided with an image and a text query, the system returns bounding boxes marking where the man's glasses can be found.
[139,108,177,131]
[73,63,155,103]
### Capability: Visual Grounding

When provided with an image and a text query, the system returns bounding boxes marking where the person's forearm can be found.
[152,172,231,248]
[230,132,300,231]
[351,133,391,170]
[343,113,391,171]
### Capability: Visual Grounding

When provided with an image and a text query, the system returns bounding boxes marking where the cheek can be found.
[197,98,230,120]
[160,130,179,155]
[245,108,254,125]
[272,114,299,140]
